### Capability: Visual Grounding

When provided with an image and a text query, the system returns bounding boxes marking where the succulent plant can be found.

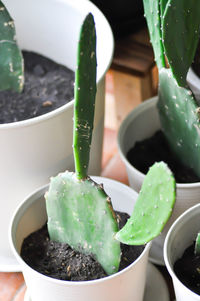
[195,233,200,255]
[115,162,176,245]
[0,0,24,92]
[143,0,200,177]
[45,13,176,276]
[45,13,121,276]
[73,12,97,180]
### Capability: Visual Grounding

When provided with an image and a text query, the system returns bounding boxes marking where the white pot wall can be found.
[0,0,114,270]
[10,177,151,301]
[164,203,200,301]
[118,96,200,265]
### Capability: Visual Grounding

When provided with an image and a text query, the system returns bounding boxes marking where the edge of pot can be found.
[117,96,200,189]
[9,176,151,287]
[164,203,200,300]
[0,0,114,130]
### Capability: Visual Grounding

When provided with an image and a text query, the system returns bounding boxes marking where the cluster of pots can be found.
[2,0,200,301]
[118,96,200,301]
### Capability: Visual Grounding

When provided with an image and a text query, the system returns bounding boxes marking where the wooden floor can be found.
[0,68,176,301]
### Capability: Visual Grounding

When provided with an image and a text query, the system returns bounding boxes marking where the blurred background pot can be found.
[118,96,200,265]
[164,203,200,301]
[10,176,151,301]
[0,0,114,271]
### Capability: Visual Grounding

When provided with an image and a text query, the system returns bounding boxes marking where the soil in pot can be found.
[174,242,200,295]
[21,211,145,281]
[0,51,74,124]
[127,130,200,183]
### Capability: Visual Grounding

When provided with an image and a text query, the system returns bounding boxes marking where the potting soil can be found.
[0,51,74,124]
[21,211,144,281]
[174,242,200,295]
[127,130,200,183]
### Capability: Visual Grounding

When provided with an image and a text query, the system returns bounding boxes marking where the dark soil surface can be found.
[174,242,200,295]
[127,130,200,183]
[0,51,74,124]
[21,211,144,281]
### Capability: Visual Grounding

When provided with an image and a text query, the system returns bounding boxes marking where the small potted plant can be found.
[10,14,176,301]
[164,203,200,301]
[0,0,114,270]
[117,0,200,265]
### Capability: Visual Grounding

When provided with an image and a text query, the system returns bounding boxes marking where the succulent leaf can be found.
[73,13,97,180]
[143,0,165,69]
[158,68,200,178]
[45,171,120,275]
[115,162,176,245]
[195,233,200,255]
[0,0,24,92]
[160,0,169,18]
[161,0,200,87]
[46,14,120,276]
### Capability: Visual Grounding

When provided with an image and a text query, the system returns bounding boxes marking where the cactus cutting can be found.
[45,13,176,276]
[45,13,121,276]
[0,0,24,92]
[143,0,200,177]
[115,162,176,245]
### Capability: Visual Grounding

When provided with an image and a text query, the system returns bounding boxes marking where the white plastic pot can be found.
[0,0,114,271]
[164,203,200,301]
[118,96,200,265]
[10,176,151,301]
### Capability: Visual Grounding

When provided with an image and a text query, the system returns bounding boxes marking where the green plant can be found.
[0,0,24,92]
[143,0,200,177]
[45,13,121,276]
[45,13,176,276]
[195,233,200,255]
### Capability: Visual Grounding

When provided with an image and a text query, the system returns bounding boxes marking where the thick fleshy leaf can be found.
[162,0,200,87]
[45,172,121,275]
[73,13,97,179]
[158,68,200,177]
[115,162,176,245]
[143,0,165,69]
[0,1,24,92]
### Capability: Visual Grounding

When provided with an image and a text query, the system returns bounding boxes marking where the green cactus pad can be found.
[158,68,200,178]
[115,162,176,245]
[0,1,24,92]
[46,14,120,276]
[195,233,200,255]
[161,0,200,87]
[45,171,120,275]
[73,13,97,179]
[160,0,168,18]
[143,0,165,70]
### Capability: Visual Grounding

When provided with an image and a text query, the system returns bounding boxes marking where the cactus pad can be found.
[46,14,121,276]
[45,171,120,275]
[160,0,168,18]
[162,0,200,87]
[195,233,200,255]
[73,13,97,180]
[158,68,200,178]
[143,0,165,70]
[0,1,24,92]
[115,162,176,245]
